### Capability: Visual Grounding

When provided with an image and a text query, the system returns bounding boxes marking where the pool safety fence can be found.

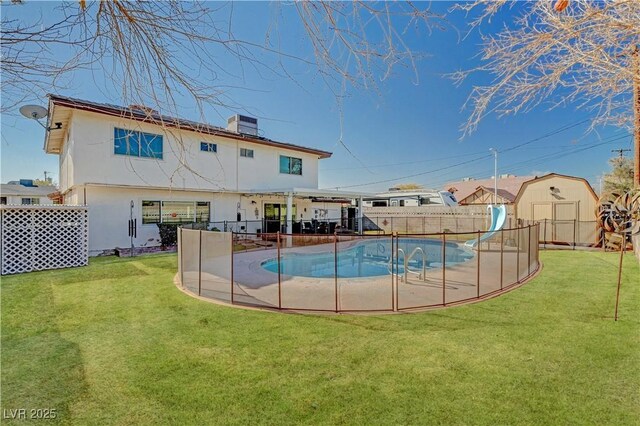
[177,223,540,313]
[183,217,599,249]
[523,219,602,249]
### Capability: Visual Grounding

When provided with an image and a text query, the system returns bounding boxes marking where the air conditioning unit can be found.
[227,114,258,136]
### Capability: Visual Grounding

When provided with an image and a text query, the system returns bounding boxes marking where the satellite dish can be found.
[19,104,48,120]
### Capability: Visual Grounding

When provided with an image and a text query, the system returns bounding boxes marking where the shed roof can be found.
[513,173,598,204]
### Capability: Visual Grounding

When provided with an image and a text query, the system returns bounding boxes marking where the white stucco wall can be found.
[49,108,342,254]
[61,110,320,193]
[74,185,344,255]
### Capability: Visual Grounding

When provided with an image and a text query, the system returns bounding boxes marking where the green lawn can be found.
[1,251,639,425]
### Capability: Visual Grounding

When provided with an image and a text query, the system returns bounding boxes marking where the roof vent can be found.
[227,114,258,136]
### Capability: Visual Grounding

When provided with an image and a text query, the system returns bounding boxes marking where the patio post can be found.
[285,193,293,234]
[285,193,293,247]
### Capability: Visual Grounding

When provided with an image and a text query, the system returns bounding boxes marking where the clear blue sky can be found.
[1,1,631,192]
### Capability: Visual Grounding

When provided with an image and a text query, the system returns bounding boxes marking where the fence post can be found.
[198,230,202,296]
[527,225,531,277]
[405,216,409,234]
[422,216,425,234]
[334,232,338,313]
[391,234,396,311]
[516,226,521,283]
[477,230,481,298]
[614,242,625,321]
[230,231,234,305]
[543,219,547,250]
[394,233,399,311]
[572,219,576,250]
[277,232,282,310]
[500,228,504,290]
[442,233,446,306]
[537,223,540,270]
[179,227,184,288]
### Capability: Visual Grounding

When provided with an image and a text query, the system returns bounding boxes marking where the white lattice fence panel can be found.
[1,206,88,275]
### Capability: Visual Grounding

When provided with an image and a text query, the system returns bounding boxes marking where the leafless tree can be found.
[451,0,640,136]
[1,1,444,186]
[1,1,444,118]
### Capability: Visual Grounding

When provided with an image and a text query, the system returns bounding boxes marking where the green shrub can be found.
[157,223,179,248]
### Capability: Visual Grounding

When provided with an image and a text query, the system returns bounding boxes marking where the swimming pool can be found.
[261,238,474,278]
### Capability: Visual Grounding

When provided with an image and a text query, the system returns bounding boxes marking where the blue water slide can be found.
[465,204,507,248]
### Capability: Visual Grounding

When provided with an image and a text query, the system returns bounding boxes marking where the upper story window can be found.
[240,148,254,158]
[21,197,40,205]
[114,128,163,159]
[0,197,7,205]
[279,155,302,175]
[201,142,217,153]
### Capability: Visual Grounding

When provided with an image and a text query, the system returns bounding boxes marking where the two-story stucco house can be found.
[44,95,362,255]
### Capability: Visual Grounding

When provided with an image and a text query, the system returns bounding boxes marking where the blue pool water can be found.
[261,238,474,278]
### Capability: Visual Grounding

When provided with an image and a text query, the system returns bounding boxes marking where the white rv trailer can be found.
[362,189,458,208]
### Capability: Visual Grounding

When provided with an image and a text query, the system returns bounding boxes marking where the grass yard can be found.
[1,251,639,425]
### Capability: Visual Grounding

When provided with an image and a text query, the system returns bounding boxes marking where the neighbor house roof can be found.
[44,95,333,159]
[445,175,535,203]
[458,185,518,204]
[1,183,57,198]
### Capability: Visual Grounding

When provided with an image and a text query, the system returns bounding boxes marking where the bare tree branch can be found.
[1,1,443,187]
[452,0,640,136]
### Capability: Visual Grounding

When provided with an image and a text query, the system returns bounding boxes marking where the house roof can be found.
[445,175,535,203]
[44,95,333,159]
[458,186,517,204]
[1,183,57,198]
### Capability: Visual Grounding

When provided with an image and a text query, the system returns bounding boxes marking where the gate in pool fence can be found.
[177,223,540,313]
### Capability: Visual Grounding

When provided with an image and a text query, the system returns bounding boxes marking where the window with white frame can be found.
[240,148,254,158]
[200,142,217,153]
[21,197,40,205]
[142,200,210,224]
